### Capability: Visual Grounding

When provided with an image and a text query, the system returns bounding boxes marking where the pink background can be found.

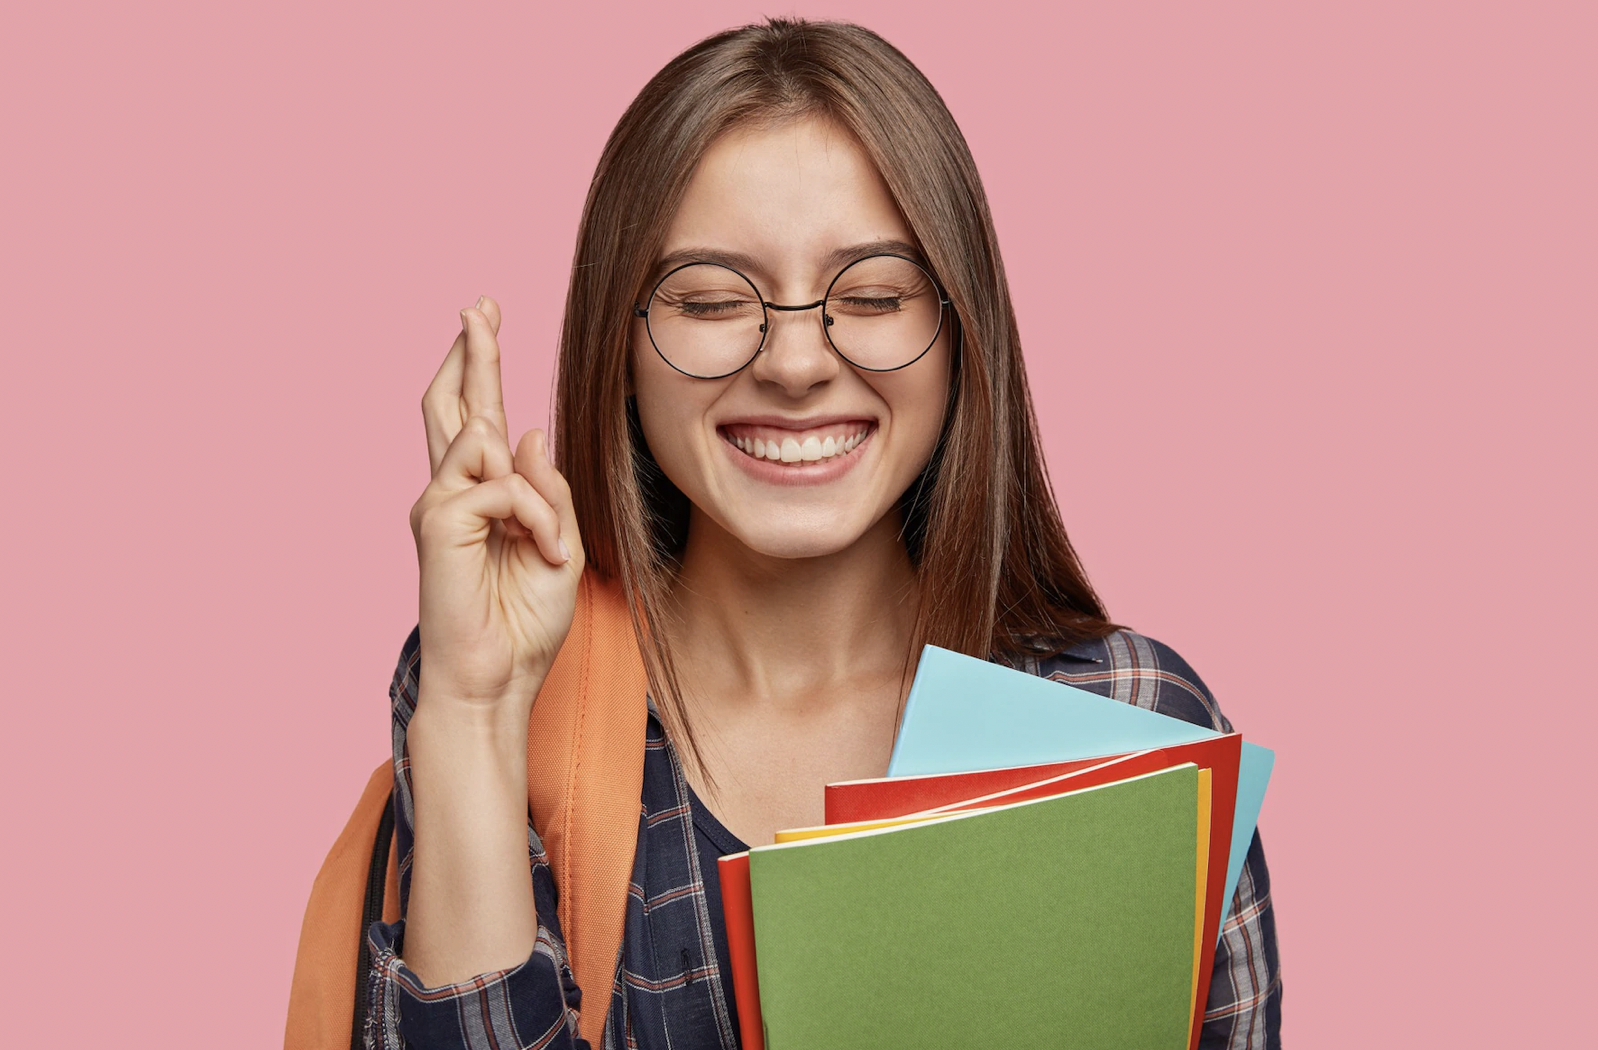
[3,2,1592,1045]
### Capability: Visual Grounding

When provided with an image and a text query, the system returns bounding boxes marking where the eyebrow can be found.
[648,238,928,285]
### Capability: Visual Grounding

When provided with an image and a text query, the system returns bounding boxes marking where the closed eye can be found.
[834,296,903,313]
[679,301,748,316]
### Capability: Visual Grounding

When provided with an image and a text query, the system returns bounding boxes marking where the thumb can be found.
[514,427,582,565]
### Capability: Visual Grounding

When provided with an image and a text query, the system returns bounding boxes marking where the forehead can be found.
[659,116,917,284]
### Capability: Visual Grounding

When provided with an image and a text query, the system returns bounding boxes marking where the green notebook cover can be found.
[747,764,1199,1050]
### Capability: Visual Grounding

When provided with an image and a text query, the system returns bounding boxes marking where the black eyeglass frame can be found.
[631,251,954,380]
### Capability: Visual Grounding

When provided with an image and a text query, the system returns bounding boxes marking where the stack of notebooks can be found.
[717,645,1275,1050]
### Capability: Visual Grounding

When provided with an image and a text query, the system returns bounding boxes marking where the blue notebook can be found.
[887,644,1274,934]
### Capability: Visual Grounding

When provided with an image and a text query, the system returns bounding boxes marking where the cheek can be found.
[890,348,954,459]
[632,371,679,460]
[630,344,712,487]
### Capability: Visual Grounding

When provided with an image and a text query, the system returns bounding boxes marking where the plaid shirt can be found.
[364,626,1282,1049]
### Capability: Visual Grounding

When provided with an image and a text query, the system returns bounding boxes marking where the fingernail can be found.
[475,295,486,310]
[460,308,471,327]
[559,538,571,562]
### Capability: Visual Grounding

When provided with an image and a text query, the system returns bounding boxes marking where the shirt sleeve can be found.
[1198,828,1282,1050]
[361,626,590,1050]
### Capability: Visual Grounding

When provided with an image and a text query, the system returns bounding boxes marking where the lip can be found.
[716,413,876,430]
[717,423,876,487]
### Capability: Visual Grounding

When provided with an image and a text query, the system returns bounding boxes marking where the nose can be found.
[748,301,841,395]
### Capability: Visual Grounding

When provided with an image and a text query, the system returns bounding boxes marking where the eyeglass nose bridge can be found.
[756,298,832,338]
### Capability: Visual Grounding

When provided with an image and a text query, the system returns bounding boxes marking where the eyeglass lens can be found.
[643,254,943,378]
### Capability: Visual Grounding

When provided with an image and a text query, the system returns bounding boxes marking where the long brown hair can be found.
[553,16,1119,789]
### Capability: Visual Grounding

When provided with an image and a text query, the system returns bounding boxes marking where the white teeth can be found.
[728,427,870,465]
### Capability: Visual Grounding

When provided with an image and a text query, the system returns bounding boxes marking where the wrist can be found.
[408,700,531,777]
[414,673,538,728]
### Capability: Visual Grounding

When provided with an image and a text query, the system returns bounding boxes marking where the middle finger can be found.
[423,296,502,474]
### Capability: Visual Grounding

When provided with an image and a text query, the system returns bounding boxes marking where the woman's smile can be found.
[716,417,878,485]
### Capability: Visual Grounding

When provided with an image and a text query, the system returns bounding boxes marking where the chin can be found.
[682,479,905,562]
[728,527,863,561]
[700,502,881,560]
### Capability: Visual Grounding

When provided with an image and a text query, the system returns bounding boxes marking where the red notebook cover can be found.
[716,851,764,1050]
[824,755,1108,824]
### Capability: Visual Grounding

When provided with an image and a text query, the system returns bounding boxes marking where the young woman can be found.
[362,17,1281,1050]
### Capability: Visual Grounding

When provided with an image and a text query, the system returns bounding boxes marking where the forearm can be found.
[401,695,539,987]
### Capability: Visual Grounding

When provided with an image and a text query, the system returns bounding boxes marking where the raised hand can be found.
[408,295,585,724]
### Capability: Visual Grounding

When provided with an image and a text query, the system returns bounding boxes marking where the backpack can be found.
[283,570,650,1049]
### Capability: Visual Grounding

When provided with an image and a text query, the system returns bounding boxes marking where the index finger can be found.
[459,295,509,448]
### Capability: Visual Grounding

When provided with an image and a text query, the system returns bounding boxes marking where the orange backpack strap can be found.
[284,761,401,1049]
[285,569,648,1050]
[527,570,650,1048]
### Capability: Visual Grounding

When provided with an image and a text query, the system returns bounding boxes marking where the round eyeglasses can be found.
[632,253,951,380]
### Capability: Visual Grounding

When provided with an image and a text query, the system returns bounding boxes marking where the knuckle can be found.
[409,498,434,538]
[443,419,485,457]
[413,502,452,543]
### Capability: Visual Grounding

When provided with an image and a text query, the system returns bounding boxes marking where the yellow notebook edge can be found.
[759,763,1201,851]
[1188,769,1211,1047]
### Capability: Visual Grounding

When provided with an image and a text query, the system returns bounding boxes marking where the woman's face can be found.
[630,116,954,562]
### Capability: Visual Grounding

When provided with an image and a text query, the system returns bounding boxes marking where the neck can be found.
[664,508,921,720]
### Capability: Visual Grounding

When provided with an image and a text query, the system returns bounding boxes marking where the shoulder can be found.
[999,628,1235,735]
